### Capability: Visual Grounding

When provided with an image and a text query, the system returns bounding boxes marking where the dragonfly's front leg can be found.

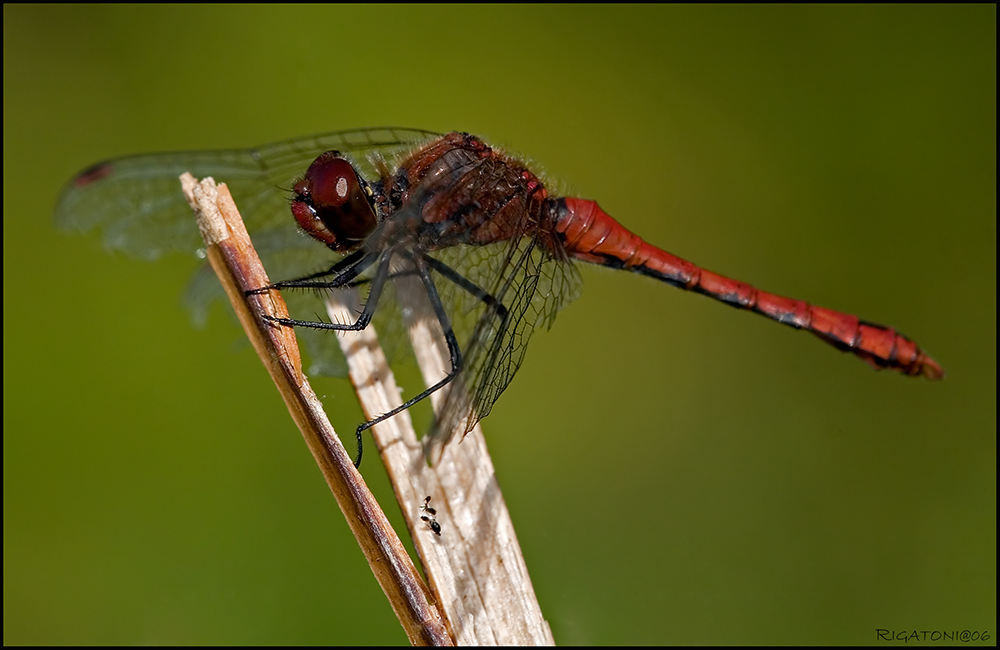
[258,249,391,333]
[244,248,375,295]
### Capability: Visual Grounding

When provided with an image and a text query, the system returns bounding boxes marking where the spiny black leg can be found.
[342,266,421,290]
[351,253,464,468]
[268,249,393,332]
[422,254,509,322]
[246,249,379,296]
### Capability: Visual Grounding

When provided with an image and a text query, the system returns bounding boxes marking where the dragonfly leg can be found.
[421,253,513,455]
[245,248,376,294]
[352,253,463,468]
[339,251,509,319]
[423,254,509,323]
[265,250,391,332]
[342,266,420,289]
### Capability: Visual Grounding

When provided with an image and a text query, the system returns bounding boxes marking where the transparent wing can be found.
[55,127,442,376]
[422,229,582,462]
[56,127,440,261]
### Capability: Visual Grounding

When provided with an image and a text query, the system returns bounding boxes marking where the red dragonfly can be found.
[56,128,944,467]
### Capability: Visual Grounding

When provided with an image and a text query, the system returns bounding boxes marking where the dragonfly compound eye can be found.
[291,151,377,252]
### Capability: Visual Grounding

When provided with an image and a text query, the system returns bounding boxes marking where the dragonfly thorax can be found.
[397,132,554,252]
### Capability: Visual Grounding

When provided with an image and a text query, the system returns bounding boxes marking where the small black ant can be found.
[419,496,441,536]
[421,515,442,536]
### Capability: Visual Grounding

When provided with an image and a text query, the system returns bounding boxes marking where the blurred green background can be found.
[4,5,994,645]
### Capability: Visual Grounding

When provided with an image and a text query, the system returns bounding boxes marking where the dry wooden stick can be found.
[182,172,553,645]
[179,174,451,646]
[327,268,554,645]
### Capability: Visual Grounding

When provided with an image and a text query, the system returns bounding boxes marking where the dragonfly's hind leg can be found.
[412,253,513,464]
[423,255,509,323]
[352,254,464,468]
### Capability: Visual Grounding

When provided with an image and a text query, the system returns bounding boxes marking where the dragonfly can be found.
[56,127,944,467]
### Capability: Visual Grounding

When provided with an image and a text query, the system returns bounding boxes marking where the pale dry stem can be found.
[180,174,450,646]
[182,173,553,646]
[327,266,554,646]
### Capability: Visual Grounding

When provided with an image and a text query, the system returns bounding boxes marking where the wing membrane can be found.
[55,128,441,377]
[423,230,582,462]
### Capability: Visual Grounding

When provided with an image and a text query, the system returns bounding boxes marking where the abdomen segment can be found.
[553,197,944,379]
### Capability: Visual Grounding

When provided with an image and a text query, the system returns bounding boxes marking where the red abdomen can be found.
[553,197,944,379]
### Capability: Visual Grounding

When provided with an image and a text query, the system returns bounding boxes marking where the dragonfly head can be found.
[291,151,378,252]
